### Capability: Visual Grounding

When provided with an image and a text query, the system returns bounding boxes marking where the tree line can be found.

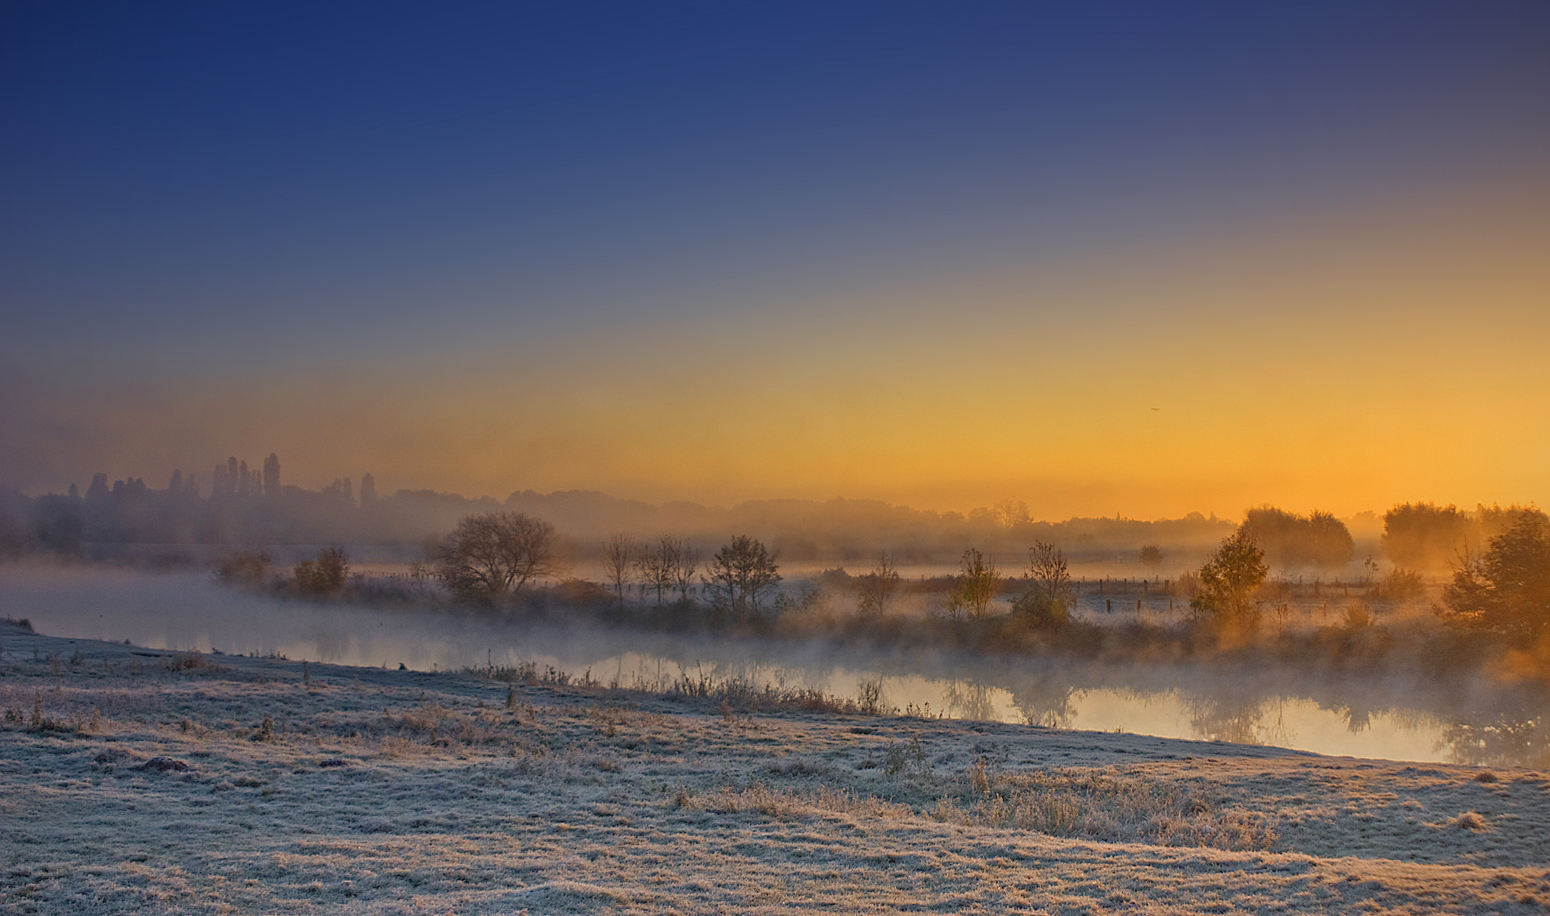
[214,500,1550,678]
[0,451,1535,581]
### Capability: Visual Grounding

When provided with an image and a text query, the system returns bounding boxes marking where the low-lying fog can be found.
[2,565,1543,768]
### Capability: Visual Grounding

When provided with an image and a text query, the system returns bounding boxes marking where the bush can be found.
[294,547,348,596]
[1012,541,1072,630]
[217,550,272,586]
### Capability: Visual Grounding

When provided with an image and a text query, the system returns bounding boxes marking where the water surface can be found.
[3,565,1543,768]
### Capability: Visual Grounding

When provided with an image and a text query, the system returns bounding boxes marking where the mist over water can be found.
[2,565,1542,768]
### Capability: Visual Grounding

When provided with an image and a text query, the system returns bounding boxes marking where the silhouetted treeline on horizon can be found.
[1,453,1238,564]
[0,453,1534,572]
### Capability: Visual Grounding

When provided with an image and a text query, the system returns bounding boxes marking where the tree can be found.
[294,547,348,596]
[703,535,781,617]
[1191,526,1268,636]
[263,453,281,497]
[601,533,638,611]
[1012,541,1072,629]
[1441,513,1550,644]
[994,499,1030,529]
[1242,506,1353,569]
[947,548,999,621]
[218,549,272,586]
[666,536,700,602]
[1138,544,1164,569]
[1383,503,1473,571]
[434,511,562,602]
[636,535,675,608]
[857,550,901,616]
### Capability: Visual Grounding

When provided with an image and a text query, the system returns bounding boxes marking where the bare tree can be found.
[434,511,563,602]
[857,550,901,617]
[636,535,675,608]
[663,535,700,602]
[601,534,638,611]
[1012,541,1072,629]
[703,535,781,618]
[947,548,999,621]
[994,499,1030,529]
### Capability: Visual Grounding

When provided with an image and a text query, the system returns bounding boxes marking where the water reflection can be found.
[942,680,1000,722]
[1438,712,1550,769]
[1007,671,1077,729]
[2,566,1546,768]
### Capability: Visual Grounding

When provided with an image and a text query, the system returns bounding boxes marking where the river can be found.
[2,564,1544,768]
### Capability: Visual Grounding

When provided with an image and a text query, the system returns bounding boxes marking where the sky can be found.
[2,1,1548,519]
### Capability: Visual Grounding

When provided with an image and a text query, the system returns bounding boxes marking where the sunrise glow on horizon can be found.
[3,3,1547,521]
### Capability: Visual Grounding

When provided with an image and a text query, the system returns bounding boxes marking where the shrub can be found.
[1012,541,1072,630]
[946,548,999,621]
[217,550,272,586]
[294,547,348,596]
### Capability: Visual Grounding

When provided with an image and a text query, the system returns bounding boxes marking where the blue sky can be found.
[3,1,1548,514]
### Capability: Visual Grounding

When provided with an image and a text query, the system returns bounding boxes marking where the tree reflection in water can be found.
[1008,671,1077,729]
[15,567,1550,767]
[1438,713,1549,769]
[1181,691,1293,748]
[1184,690,1264,745]
[942,679,999,722]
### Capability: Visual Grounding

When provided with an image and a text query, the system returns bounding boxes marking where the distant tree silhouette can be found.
[1442,513,1550,644]
[994,499,1030,529]
[1191,526,1268,638]
[29,495,85,554]
[263,453,281,497]
[1242,506,1353,569]
[704,535,780,618]
[1475,503,1545,542]
[212,459,236,499]
[1305,510,1355,567]
[1138,544,1164,569]
[219,549,273,586]
[1383,503,1473,571]
[433,511,562,602]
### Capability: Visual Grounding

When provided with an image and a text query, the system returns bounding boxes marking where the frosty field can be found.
[3,620,1548,915]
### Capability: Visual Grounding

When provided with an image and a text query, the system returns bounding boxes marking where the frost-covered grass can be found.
[3,621,1549,914]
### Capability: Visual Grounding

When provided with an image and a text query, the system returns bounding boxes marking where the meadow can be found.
[4,619,1548,914]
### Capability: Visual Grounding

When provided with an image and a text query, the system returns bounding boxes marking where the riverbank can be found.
[3,620,1548,914]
